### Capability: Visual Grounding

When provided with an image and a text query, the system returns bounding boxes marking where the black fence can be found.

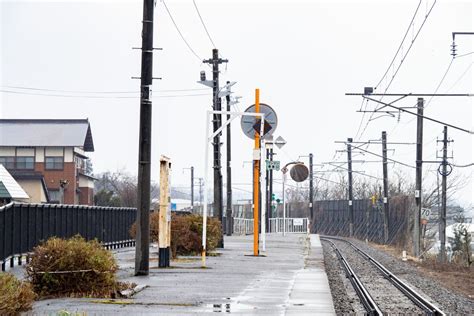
[0,203,136,271]
[312,196,410,245]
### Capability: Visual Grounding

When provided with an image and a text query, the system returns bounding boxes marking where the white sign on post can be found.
[293,218,304,226]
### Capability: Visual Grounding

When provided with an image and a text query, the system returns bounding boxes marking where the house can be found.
[0,164,30,205]
[0,119,96,205]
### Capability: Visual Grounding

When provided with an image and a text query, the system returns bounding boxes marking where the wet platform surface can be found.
[23,234,336,315]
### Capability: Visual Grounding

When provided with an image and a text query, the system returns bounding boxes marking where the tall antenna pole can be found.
[135,0,155,276]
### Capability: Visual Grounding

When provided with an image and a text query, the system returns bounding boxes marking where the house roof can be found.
[0,164,29,199]
[0,119,94,151]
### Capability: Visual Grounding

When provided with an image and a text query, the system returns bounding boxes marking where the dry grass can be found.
[26,236,122,298]
[372,243,474,299]
[130,213,222,258]
[0,273,36,315]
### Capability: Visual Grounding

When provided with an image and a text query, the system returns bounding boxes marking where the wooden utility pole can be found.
[347,138,354,237]
[159,156,171,268]
[253,89,260,256]
[414,98,424,257]
[203,49,228,248]
[382,131,390,244]
[135,0,154,276]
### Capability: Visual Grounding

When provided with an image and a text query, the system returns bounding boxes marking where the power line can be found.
[162,0,202,62]
[455,51,474,59]
[0,89,210,99]
[378,0,437,97]
[192,0,217,49]
[347,144,416,169]
[374,0,423,90]
[424,58,454,109]
[356,0,422,141]
[1,85,209,94]
[358,0,437,140]
[452,162,474,168]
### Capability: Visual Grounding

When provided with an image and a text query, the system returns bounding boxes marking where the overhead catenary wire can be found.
[373,0,423,90]
[346,144,416,169]
[357,0,437,141]
[356,0,423,141]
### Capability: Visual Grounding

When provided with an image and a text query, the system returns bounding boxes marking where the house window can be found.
[48,189,61,203]
[45,157,64,170]
[16,156,34,170]
[0,157,15,170]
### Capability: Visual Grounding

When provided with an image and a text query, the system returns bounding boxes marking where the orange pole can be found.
[253,88,260,256]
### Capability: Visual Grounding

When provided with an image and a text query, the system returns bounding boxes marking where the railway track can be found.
[321,236,445,316]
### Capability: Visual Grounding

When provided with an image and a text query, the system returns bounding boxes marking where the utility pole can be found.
[347,138,354,237]
[190,166,194,210]
[309,153,314,225]
[381,131,390,244]
[414,98,424,257]
[225,82,233,236]
[439,126,449,263]
[135,0,154,276]
[265,147,270,232]
[269,148,274,223]
[203,49,228,248]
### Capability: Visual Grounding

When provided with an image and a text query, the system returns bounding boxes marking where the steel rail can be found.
[321,238,382,316]
[322,236,445,316]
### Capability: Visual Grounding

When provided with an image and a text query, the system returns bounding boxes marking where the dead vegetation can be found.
[130,213,222,258]
[0,273,36,315]
[26,236,132,298]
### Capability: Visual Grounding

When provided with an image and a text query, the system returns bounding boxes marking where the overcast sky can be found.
[1,0,472,208]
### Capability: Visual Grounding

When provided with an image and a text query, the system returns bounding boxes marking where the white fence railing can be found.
[233,218,254,235]
[228,217,309,235]
[269,218,309,234]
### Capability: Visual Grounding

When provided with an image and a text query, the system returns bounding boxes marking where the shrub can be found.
[130,213,222,258]
[0,273,36,315]
[26,236,119,297]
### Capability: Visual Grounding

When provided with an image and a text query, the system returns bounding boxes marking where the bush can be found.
[26,236,119,297]
[0,273,36,315]
[130,213,222,258]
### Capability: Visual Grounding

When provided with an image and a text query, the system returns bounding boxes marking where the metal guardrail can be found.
[233,218,254,235]
[0,202,136,271]
[269,217,309,233]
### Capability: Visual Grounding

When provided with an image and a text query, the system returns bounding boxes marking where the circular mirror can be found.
[290,164,309,182]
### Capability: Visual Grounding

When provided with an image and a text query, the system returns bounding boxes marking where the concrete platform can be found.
[20,234,335,315]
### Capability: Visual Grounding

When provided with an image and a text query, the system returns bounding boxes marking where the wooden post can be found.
[159,155,171,267]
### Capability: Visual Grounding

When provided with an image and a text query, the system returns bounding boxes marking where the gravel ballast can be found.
[351,239,474,315]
